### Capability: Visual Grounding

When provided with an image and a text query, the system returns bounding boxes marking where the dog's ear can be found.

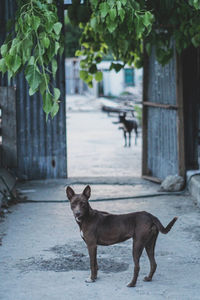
[66,186,75,201]
[82,185,91,199]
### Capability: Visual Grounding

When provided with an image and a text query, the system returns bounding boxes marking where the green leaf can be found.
[109,8,117,21]
[118,9,125,22]
[108,0,115,8]
[53,22,62,35]
[110,63,124,72]
[135,16,145,38]
[88,81,93,88]
[80,70,89,81]
[100,2,109,18]
[5,54,14,69]
[28,56,35,65]
[39,79,46,94]
[43,92,52,114]
[95,71,103,82]
[52,59,58,78]
[106,19,118,33]
[0,58,7,74]
[12,55,21,73]
[51,102,59,118]
[75,50,82,56]
[55,42,60,55]
[91,0,98,9]
[29,87,37,96]
[32,16,41,31]
[42,37,50,49]
[89,64,97,74]
[1,44,8,57]
[143,12,153,27]
[116,1,122,10]
[54,88,60,100]
[25,65,42,91]
[90,17,97,29]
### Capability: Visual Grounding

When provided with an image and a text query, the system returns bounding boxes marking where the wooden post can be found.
[176,52,186,178]
[142,51,149,177]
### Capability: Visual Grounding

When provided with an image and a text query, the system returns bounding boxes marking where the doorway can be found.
[66,94,142,178]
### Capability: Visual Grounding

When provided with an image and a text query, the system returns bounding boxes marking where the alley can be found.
[66,95,142,178]
[0,184,200,300]
[0,96,200,300]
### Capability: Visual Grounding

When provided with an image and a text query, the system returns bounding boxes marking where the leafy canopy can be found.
[0,0,63,118]
[0,0,200,116]
[68,0,200,87]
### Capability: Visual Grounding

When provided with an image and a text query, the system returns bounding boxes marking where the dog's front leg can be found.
[85,245,97,283]
[124,131,127,147]
[128,132,131,147]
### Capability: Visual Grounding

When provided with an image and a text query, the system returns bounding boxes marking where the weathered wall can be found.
[143,47,184,180]
[182,47,200,170]
[0,0,67,179]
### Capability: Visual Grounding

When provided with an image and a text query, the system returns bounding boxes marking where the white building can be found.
[65,58,142,97]
[98,61,143,97]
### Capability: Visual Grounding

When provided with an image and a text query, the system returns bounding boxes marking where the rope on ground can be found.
[18,190,187,203]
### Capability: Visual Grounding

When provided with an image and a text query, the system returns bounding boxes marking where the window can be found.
[124,68,135,86]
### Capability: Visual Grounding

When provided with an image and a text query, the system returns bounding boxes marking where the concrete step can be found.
[187,172,200,208]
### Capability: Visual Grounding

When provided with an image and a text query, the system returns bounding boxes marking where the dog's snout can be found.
[75,211,81,217]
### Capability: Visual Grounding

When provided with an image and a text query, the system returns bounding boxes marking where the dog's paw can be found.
[85,277,95,283]
[143,276,152,282]
[127,282,136,288]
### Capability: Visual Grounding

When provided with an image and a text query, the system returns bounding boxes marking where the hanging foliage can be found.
[68,0,200,86]
[0,0,200,116]
[0,0,63,118]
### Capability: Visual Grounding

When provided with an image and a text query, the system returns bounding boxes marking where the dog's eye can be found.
[80,202,86,207]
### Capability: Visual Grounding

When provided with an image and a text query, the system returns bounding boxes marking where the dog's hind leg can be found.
[94,246,98,279]
[127,239,144,287]
[144,230,158,282]
[134,126,138,145]
[128,132,131,147]
[124,131,127,147]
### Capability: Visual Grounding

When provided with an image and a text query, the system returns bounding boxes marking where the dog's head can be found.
[66,185,91,223]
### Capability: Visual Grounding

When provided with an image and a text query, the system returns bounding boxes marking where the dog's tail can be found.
[153,216,178,234]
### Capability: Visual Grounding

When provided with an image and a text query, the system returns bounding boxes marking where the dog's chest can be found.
[80,230,84,239]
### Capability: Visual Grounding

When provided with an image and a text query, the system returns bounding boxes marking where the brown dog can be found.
[66,185,177,287]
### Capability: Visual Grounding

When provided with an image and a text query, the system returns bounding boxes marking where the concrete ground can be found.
[0,184,200,300]
[0,96,200,299]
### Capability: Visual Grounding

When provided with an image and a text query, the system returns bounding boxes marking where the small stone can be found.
[160,175,184,192]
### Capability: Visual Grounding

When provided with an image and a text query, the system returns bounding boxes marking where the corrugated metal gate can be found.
[142,48,185,181]
[0,0,67,179]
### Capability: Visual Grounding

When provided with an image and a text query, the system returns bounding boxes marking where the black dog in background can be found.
[117,113,138,147]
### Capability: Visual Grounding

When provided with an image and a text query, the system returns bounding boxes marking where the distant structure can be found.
[65,58,142,98]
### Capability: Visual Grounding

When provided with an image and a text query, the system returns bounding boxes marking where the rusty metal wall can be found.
[147,49,177,105]
[0,0,67,179]
[144,48,179,180]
